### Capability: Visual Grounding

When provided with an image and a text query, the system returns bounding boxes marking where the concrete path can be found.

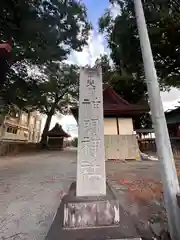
[0,149,77,240]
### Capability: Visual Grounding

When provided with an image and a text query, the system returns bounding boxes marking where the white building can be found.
[0,110,42,143]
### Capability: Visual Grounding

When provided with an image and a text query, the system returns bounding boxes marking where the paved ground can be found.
[0,149,179,239]
[0,149,77,240]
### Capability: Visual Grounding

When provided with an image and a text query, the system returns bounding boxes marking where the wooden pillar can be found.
[116,117,119,135]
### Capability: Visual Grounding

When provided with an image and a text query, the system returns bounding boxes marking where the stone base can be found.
[46,182,141,240]
[63,199,120,229]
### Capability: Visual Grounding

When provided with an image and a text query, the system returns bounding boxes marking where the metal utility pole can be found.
[133,0,180,239]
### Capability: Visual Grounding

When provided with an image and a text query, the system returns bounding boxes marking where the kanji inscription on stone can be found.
[77,67,106,197]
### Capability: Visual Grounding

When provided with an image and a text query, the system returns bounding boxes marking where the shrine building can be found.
[71,84,149,161]
[47,123,70,150]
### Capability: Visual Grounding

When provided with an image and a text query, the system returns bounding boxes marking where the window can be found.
[6,126,18,134]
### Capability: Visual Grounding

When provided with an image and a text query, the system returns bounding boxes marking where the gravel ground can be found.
[0,149,179,239]
[0,149,77,240]
[106,159,180,238]
[106,160,163,215]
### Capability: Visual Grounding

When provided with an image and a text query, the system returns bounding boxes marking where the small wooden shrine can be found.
[47,123,70,149]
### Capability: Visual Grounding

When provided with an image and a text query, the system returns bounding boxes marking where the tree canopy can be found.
[29,62,79,144]
[0,0,91,64]
[95,53,147,104]
[30,62,79,114]
[99,0,180,89]
[98,0,180,129]
[95,54,151,129]
[0,0,91,119]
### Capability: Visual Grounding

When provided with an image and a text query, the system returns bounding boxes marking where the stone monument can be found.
[46,67,141,240]
[62,67,120,230]
[76,67,106,197]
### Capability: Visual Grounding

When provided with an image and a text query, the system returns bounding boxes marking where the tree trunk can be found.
[40,106,55,148]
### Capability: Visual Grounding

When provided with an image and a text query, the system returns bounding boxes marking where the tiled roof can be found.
[71,84,149,121]
[103,84,149,112]
[47,123,70,137]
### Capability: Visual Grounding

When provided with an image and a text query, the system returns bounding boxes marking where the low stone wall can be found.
[104,135,140,161]
[0,141,40,156]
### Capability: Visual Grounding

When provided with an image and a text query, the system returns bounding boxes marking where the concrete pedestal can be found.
[45,182,141,240]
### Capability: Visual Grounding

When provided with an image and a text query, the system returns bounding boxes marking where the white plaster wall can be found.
[3,131,28,141]
[118,118,133,135]
[104,117,134,135]
[104,118,117,135]
[2,128,41,143]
